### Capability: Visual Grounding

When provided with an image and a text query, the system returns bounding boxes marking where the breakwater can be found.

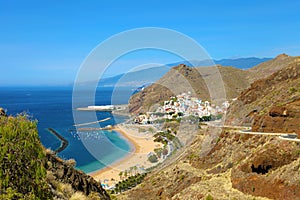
[48,128,69,153]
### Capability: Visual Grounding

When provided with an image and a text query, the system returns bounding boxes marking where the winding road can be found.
[205,121,300,142]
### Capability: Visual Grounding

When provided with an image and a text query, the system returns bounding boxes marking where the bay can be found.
[0,86,134,173]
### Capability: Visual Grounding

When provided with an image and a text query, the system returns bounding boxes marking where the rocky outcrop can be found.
[226,56,300,127]
[190,128,300,200]
[231,140,300,200]
[124,125,300,200]
[0,107,6,117]
[253,100,300,136]
[45,152,110,200]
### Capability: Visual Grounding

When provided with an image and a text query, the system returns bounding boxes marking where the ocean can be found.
[0,86,134,173]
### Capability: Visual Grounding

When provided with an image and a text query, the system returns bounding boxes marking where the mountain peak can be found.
[275,53,290,59]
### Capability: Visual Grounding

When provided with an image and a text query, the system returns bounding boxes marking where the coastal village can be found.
[134,92,229,124]
[96,92,230,191]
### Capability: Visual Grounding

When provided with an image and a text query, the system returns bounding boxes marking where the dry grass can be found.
[70,192,87,200]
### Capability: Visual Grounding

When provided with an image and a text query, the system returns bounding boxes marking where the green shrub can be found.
[206,194,214,200]
[289,87,297,94]
[154,148,163,158]
[0,115,52,199]
[148,154,158,163]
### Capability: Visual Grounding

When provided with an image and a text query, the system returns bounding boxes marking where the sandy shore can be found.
[90,124,162,187]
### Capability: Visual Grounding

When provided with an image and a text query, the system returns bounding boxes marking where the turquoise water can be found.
[0,86,134,173]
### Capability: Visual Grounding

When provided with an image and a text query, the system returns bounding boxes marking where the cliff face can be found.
[45,152,110,200]
[226,56,300,131]
[252,99,300,136]
[129,64,250,114]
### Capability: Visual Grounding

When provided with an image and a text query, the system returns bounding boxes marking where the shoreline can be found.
[89,124,161,187]
[88,126,139,176]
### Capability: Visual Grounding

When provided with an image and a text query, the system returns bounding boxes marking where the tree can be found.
[154,148,163,158]
[129,167,134,176]
[118,171,123,180]
[133,166,138,175]
[124,170,128,179]
[148,154,158,163]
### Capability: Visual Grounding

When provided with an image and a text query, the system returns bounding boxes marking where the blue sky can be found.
[0,0,299,86]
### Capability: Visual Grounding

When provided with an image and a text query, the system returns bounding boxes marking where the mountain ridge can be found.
[99,57,271,87]
[226,55,300,131]
[128,64,251,114]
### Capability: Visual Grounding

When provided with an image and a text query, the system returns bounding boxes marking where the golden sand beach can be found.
[90,124,162,187]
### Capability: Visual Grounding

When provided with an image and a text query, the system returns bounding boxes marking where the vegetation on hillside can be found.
[0,114,52,199]
[111,173,147,195]
[0,114,110,200]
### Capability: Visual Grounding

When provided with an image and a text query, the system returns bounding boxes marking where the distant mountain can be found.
[98,66,170,87]
[215,57,272,69]
[167,57,272,69]
[99,57,272,87]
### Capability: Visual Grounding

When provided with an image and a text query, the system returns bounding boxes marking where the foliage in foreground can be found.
[0,115,52,199]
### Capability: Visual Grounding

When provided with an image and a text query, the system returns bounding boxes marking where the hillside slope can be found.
[226,55,300,135]
[120,126,300,200]
[129,64,250,114]
[121,55,300,200]
[247,53,298,82]
[129,54,299,115]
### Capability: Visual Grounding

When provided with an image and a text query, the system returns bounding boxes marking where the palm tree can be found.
[118,171,123,180]
[115,183,119,194]
[124,170,128,179]
[129,167,133,176]
[133,165,138,175]
[119,182,124,193]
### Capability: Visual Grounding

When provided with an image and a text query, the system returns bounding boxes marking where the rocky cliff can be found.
[45,151,110,200]
[226,56,300,135]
